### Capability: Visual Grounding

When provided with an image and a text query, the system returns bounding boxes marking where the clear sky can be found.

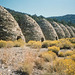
[0,0,75,17]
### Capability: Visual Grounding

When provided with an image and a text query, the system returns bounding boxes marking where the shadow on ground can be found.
[14,70,29,75]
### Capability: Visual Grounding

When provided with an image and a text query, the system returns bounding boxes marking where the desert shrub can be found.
[39,51,57,62]
[42,40,59,48]
[65,50,73,56]
[59,50,74,57]
[27,41,42,48]
[40,38,74,49]
[73,44,75,48]
[63,59,75,75]
[66,38,75,48]
[27,41,36,46]
[14,40,22,47]
[57,39,73,49]
[14,39,25,47]
[35,58,45,70]
[17,39,25,47]
[49,40,59,46]
[35,58,56,73]
[68,38,75,44]
[0,40,7,48]
[17,39,25,45]
[53,59,66,75]
[20,61,33,75]
[0,39,25,48]
[41,40,51,48]
[58,52,65,57]
[6,41,14,48]
[48,51,57,60]
[71,54,75,61]
[32,41,42,48]
[73,50,75,54]
[48,46,60,55]
[53,58,75,75]
[19,51,35,75]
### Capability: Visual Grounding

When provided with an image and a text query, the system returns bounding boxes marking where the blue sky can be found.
[0,0,75,17]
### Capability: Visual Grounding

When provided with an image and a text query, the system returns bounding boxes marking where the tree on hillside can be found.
[60,20,67,25]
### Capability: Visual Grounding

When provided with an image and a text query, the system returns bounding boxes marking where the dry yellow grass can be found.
[39,51,57,62]
[58,52,65,57]
[27,41,42,49]
[6,41,14,48]
[0,39,25,48]
[0,40,7,48]
[0,38,75,75]
[42,40,59,48]
[35,58,45,70]
[57,39,73,49]
[18,51,37,75]
[53,58,75,75]
[65,50,73,56]
[71,54,75,61]
[42,38,75,49]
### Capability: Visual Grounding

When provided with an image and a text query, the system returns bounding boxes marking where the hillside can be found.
[6,8,75,27]
[50,14,75,23]
[48,14,75,27]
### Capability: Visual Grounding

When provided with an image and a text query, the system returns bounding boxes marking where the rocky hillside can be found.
[50,14,75,24]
